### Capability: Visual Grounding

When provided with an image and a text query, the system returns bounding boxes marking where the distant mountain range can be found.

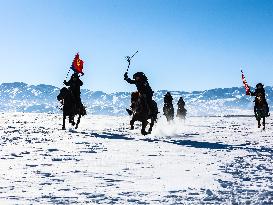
[0,82,272,116]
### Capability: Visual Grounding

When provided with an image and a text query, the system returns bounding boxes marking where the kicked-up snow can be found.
[0,112,273,204]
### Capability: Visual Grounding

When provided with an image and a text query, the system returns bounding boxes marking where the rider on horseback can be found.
[163,92,174,121]
[124,71,154,115]
[177,97,185,108]
[250,83,269,116]
[164,92,173,104]
[63,73,83,110]
[177,97,187,119]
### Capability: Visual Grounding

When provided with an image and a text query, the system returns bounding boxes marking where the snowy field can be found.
[0,112,273,204]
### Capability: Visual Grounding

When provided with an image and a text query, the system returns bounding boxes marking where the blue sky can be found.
[1,0,273,92]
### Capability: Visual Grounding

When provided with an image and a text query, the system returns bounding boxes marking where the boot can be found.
[126,108,133,116]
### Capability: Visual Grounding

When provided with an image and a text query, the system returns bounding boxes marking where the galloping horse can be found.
[57,87,86,130]
[163,103,174,122]
[177,106,187,120]
[128,92,158,135]
[254,93,269,130]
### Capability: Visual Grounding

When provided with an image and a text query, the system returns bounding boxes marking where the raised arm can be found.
[124,72,136,84]
[63,79,71,86]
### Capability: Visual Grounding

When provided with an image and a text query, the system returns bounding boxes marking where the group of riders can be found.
[163,92,187,122]
[59,69,270,133]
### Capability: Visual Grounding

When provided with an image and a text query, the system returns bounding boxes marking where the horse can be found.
[177,106,187,120]
[163,103,174,122]
[57,87,86,130]
[254,93,269,130]
[128,92,158,135]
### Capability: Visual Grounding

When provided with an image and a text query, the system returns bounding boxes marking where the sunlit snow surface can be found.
[0,113,273,204]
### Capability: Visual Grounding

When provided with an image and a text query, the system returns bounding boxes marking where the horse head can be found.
[57,87,69,101]
[130,91,140,112]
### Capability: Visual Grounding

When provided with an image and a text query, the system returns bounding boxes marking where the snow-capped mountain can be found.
[0,82,272,116]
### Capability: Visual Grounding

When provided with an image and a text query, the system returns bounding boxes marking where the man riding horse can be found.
[57,72,85,130]
[163,92,174,121]
[124,71,154,115]
[250,83,269,129]
[63,73,83,111]
[124,71,158,135]
[177,97,187,119]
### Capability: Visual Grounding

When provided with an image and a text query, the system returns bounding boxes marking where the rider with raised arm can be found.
[124,71,154,113]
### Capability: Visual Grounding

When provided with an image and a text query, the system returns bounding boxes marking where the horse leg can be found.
[69,115,75,126]
[263,117,265,130]
[148,118,154,133]
[141,120,149,135]
[257,118,261,128]
[130,116,136,130]
[62,114,66,130]
[75,114,81,129]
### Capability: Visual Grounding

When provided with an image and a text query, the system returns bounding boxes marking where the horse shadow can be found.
[90,132,273,154]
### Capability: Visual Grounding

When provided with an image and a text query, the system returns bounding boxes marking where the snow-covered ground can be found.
[0,112,273,204]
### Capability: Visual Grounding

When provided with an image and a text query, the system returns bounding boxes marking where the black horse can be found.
[163,103,174,122]
[177,106,187,120]
[57,87,86,130]
[128,92,158,135]
[254,93,269,130]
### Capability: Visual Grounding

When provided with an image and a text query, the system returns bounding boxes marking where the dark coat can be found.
[250,88,267,104]
[164,93,173,104]
[64,78,83,97]
[177,98,185,107]
[124,75,154,97]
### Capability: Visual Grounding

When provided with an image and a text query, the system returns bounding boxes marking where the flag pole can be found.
[241,69,250,95]
[125,50,138,72]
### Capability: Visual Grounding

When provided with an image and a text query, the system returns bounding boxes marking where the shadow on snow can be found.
[90,132,273,154]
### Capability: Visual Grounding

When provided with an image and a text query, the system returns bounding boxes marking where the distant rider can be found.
[164,92,173,104]
[177,97,185,108]
[250,83,269,116]
[163,92,174,121]
[177,97,187,119]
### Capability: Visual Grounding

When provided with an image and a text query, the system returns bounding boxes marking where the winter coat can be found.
[64,78,83,97]
[124,76,154,97]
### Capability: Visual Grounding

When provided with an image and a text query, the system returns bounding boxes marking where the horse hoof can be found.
[141,130,148,135]
[62,127,65,130]
[130,126,134,130]
[71,122,75,126]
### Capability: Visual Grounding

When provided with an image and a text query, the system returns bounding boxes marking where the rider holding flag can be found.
[64,73,83,109]
[63,53,84,110]
[250,83,269,116]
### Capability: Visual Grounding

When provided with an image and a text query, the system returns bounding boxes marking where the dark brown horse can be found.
[254,93,269,130]
[163,103,174,122]
[57,87,86,130]
[128,92,158,135]
[177,106,187,120]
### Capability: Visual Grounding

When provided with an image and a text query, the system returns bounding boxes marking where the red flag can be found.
[241,70,250,95]
[71,53,84,74]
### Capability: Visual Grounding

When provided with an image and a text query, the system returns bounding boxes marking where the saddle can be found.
[128,91,152,116]
[254,94,269,117]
